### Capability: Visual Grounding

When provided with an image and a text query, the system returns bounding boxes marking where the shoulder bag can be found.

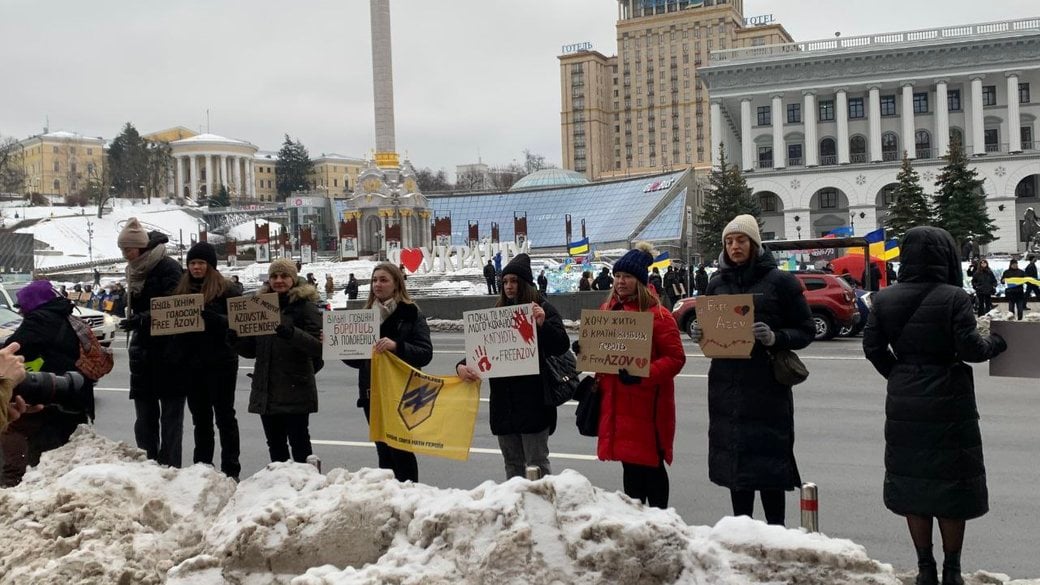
[542,350,581,407]
[68,316,114,381]
[769,349,809,386]
[574,376,600,437]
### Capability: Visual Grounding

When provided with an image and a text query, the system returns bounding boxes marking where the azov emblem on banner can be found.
[398,371,443,430]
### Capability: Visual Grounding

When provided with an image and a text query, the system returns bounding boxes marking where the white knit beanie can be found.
[118,217,149,250]
[722,214,762,247]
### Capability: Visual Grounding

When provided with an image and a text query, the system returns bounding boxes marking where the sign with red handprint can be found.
[462,304,541,379]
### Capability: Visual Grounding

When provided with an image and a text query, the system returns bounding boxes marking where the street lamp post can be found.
[86,220,94,264]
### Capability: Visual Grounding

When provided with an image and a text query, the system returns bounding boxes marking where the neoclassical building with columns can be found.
[167,133,259,200]
[702,17,1040,253]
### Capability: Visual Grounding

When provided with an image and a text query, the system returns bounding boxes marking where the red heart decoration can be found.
[400,248,424,273]
[733,305,750,316]
[635,357,648,369]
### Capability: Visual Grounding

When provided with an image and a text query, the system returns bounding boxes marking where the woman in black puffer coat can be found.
[863,226,1007,585]
[693,215,815,526]
[344,262,432,482]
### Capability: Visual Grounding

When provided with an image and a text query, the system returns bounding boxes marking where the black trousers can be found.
[621,461,669,508]
[731,489,786,526]
[485,277,497,295]
[363,400,418,482]
[133,395,186,468]
[1026,283,1040,303]
[260,413,312,463]
[1008,293,1026,320]
[976,293,993,316]
[185,364,241,478]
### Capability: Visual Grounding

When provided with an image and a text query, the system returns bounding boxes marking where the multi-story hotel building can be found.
[701,17,1040,253]
[14,131,106,197]
[559,0,792,180]
[309,153,365,197]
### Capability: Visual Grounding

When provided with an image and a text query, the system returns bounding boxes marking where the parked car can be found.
[672,271,858,341]
[0,283,118,347]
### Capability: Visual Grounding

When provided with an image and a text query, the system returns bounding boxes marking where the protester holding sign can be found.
[457,253,570,479]
[117,217,185,467]
[573,242,685,508]
[342,262,432,482]
[232,259,323,464]
[167,242,243,481]
[691,215,814,525]
[863,227,1007,585]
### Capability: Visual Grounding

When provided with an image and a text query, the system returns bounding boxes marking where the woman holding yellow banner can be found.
[344,262,432,482]
[457,253,570,479]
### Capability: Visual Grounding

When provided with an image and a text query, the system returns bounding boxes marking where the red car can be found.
[671,272,858,341]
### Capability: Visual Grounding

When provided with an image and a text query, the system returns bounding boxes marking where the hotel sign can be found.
[744,14,775,26]
[561,42,593,54]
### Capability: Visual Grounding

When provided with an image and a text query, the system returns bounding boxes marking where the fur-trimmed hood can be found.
[260,277,321,304]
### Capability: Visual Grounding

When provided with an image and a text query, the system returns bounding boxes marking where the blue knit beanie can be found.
[612,242,655,285]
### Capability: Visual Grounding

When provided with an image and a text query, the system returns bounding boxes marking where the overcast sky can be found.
[1,0,1037,177]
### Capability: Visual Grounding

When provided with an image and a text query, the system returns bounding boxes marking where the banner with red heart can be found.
[400,248,424,273]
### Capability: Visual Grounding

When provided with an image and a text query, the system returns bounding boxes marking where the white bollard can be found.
[525,466,541,480]
[800,482,819,532]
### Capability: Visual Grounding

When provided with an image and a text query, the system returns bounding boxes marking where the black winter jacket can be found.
[1001,267,1026,298]
[345,301,433,407]
[705,248,815,491]
[969,266,997,295]
[126,232,184,400]
[235,279,323,415]
[863,226,1005,520]
[166,278,243,368]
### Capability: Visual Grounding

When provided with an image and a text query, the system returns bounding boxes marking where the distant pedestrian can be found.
[968,260,996,316]
[648,267,663,295]
[1025,255,1038,309]
[483,260,498,295]
[306,272,318,287]
[93,268,101,287]
[592,267,613,291]
[345,273,359,300]
[694,265,709,296]
[1000,259,1027,320]
[537,270,548,294]
[324,274,335,300]
[578,270,592,291]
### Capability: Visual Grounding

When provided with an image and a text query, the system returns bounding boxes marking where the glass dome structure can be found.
[508,169,590,191]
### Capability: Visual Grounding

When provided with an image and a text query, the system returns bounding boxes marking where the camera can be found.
[12,371,89,411]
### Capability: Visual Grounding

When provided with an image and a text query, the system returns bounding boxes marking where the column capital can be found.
[899,81,915,88]
[770,93,785,100]
[867,84,882,92]
[740,97,753,103]
[933,78,950,86]
[970,74,986,81]
[1005,70,1022,79]
[833,87,849,94]
[710,98,723,106]
[801,89,817,97]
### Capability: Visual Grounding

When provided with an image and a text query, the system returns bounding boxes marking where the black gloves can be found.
[275,324,294,339]
[119,313,148,332]
[617,368,642,385]
[991,332,1008,353]
[201,309,226,327]
[225,328,240,344]
[571,340,581,355]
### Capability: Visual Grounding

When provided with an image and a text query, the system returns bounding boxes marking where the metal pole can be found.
[800,482,819,532]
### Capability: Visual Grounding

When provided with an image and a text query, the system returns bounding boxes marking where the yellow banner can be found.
[1004,277,1040,287]
[369,351,481,461]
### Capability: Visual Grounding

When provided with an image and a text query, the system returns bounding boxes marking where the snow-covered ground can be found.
[7,428,1037,585]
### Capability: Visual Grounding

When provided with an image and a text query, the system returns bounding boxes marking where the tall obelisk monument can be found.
[370,0,399,169]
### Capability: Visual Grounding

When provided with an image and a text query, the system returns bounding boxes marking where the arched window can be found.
[915,130,932,159]
[850,135,867,163]
[820,138,837,165]
[53,179,60,192]
[882,132,899,161]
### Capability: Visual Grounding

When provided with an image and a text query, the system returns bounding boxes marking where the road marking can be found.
[96,387,129,393]
[311,439,598,461]
[685,353,863,360]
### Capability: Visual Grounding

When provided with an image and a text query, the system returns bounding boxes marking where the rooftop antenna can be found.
[44,115,49,134]
[206,109,210,133]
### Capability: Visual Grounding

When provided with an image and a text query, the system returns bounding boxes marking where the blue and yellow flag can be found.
[827,226,854,237]
[370,351,481,461]
[650,251,671,270]
[880,238,900,261]
[568,237,590,256]
[1004,276,1040,287]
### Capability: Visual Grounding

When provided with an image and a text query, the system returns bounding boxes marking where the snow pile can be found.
[0,429,923,585]
[976,311,1040,336]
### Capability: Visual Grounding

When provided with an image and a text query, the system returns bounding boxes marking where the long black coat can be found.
[345,301,433,407]
[486,298,569,436]
[863,227,1005,520]
[705,249,815,491]
[126,232,184,400]
[235,279,323,415]
[166,278,242,368]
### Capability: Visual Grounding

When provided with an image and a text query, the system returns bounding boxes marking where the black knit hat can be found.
[501,253,535,285]
[612,244,655,285]
[186,242,218,269]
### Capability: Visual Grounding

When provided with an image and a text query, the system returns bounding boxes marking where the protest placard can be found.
[462,304,540,379]
[697,294,755,359]
[150,293,204,336]
[989,320,1040,378]
[227,293,280,337]
[323,308,380,360]
[576,309,653,377]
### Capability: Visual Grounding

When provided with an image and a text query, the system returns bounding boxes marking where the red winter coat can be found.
[595,295,686,467]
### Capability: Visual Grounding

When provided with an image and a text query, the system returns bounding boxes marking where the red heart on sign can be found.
[733,305,750,316]
[400,248,424,273]
[635,357,648,369]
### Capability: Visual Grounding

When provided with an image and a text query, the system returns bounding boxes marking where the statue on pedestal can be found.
[1024,207,1040,253]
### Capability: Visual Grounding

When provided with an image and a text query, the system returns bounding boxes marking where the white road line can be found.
[96,387,129,393]
[685,353,863,360]
[311,439,598,461]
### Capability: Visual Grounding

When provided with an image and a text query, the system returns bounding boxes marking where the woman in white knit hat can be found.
[691,214,815,526]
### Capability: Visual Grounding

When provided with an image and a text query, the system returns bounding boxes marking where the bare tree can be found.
[455,169,488,191]
[0,136,26,195]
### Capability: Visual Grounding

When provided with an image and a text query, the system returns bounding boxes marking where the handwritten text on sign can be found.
[463,304,540,379]
[577,309,653,377]
[323,309,380,360]
[698,294,755,359]
[227,293,280,337]
[150,294,204,336]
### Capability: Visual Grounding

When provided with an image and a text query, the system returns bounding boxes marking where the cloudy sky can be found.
[1,0,1037,177]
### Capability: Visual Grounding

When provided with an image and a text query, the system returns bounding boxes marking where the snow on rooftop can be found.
[171,133,254,147]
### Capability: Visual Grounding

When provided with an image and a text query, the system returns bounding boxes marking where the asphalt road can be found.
[90,332,1040,578]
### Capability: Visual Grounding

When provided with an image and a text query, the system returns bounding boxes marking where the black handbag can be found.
[543,350,581,407]
[770,349,809,386]
[574,376,600,437]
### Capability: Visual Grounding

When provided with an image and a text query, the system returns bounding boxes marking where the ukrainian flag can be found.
[650,251,671,270]
[880,239,900,261]
[568,237,590,255]
[847,228,887,258]
[827,226,854,237]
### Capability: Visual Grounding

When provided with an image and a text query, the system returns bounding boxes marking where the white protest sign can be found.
[463,304,540,379]
[323,309,380,360]
[227,293,280,337]
[150,294,204,336]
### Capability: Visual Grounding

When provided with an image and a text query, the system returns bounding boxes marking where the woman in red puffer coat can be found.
[580,242,686,509]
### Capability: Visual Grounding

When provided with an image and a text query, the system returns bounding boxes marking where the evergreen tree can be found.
[883,152,932,240]
[697,144,761,261]
[275,135,313,200]
[108,122,148,199]
[211,184,230,208]
[932,139,997,249]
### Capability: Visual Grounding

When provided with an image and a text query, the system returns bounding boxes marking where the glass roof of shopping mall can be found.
[425,170,689,248]
[508,168,590,191]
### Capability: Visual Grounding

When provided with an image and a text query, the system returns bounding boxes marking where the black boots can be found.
[915,547,938,585]
[942,550,964,585]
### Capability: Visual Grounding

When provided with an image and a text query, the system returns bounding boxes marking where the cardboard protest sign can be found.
[323,308,380,360]
[462,304,540,379]
[227,293,280,337]
[150,294,204,336]
[697,294,755,359]
[577,309,653,377]
[989,320,1040,378]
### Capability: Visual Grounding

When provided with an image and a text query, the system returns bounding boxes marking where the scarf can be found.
[125,244,167,296]
[377,298,398,321]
